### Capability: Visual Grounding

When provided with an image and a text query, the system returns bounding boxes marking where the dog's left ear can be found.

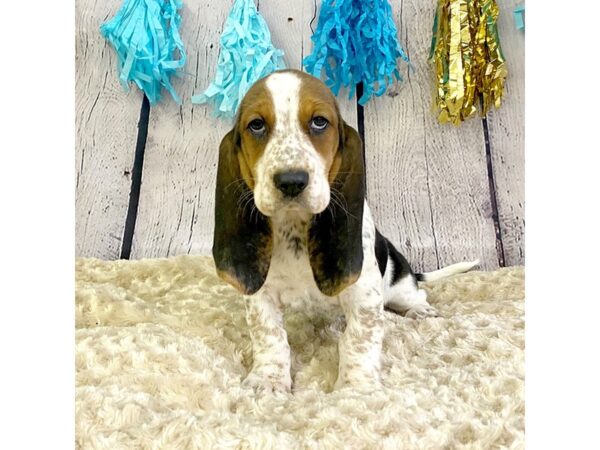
[308,121,365,296]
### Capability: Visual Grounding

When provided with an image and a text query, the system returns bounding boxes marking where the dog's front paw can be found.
[242,369,291,394]
[404,303,440,319]
[333,376,382,392]
[334,368,381,391]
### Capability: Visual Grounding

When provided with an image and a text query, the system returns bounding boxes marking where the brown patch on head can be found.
[234,69,345,189]
[296,71,344,182]
[235,77,276,189]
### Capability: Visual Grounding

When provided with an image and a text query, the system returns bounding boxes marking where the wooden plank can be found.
[363,0,499,271]
[130,0,231,258]
[485,0,525,266]
[75,0,142,259]
[260,0,358,128]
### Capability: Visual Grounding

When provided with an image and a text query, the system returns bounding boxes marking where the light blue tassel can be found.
[100,0,186,104]
[192,0,285,118]
[514,4,525,31]
[304,0,409,105]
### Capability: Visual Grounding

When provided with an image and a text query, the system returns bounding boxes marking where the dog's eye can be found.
[248,118,266,134]
[310,116,328,132]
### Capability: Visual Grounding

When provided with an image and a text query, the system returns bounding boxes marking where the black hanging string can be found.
[310,0,318,33]
[120,94,150,259]
[480,95,505,267]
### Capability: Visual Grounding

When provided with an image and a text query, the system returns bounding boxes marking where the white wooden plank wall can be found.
[75,0,143,259]
[365,0,501,271]
[486,0,525,267]
[75,0,525,269]
[130,0,231,258]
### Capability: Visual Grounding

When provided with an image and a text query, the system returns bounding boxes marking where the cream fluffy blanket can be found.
[75,256,524,449]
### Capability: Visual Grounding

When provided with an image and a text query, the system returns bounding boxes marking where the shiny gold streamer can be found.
[430,0,507,125]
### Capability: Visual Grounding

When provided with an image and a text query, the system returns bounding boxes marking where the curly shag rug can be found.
[75,256,524,449]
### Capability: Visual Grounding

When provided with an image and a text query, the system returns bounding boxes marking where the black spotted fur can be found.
[374,229,420,287]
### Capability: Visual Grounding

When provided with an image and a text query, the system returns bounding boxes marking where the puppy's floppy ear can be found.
[308,121,365,296]
[212,128,272,295]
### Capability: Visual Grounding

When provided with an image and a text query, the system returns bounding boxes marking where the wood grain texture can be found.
[130,0,231,258]
[75,0,141,259]
[259,0,358,128]
[363,0,499,272]
[485,0,525,266]
[76,0,524,268]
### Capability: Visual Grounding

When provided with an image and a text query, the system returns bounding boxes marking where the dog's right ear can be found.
[212,129,272,295]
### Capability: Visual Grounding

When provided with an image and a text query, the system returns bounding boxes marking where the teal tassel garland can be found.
[192,0,285,119]
[100,0,186,104]
[303,0,409,105]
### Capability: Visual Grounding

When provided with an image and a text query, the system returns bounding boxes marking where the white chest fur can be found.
[259,202,378,317]
[266,210,337,315]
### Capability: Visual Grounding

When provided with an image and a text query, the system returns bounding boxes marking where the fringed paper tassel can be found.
[100,0,186,104]
[429,0,507,125]
[513,4,525,31]
[303,0,408,105]
[192,0,285,119]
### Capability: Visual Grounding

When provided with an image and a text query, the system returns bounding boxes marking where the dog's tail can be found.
[415,260,480,282]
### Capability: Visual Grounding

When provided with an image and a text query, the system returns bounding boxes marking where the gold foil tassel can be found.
[430,0,507,125]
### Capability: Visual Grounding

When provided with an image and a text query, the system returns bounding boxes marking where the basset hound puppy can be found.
[213,69,478,393]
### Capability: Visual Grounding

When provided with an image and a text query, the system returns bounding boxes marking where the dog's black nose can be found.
[273,170,309,198]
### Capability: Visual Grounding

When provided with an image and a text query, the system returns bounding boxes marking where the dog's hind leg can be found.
[381,239,440,318]
[384,272,440,319]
